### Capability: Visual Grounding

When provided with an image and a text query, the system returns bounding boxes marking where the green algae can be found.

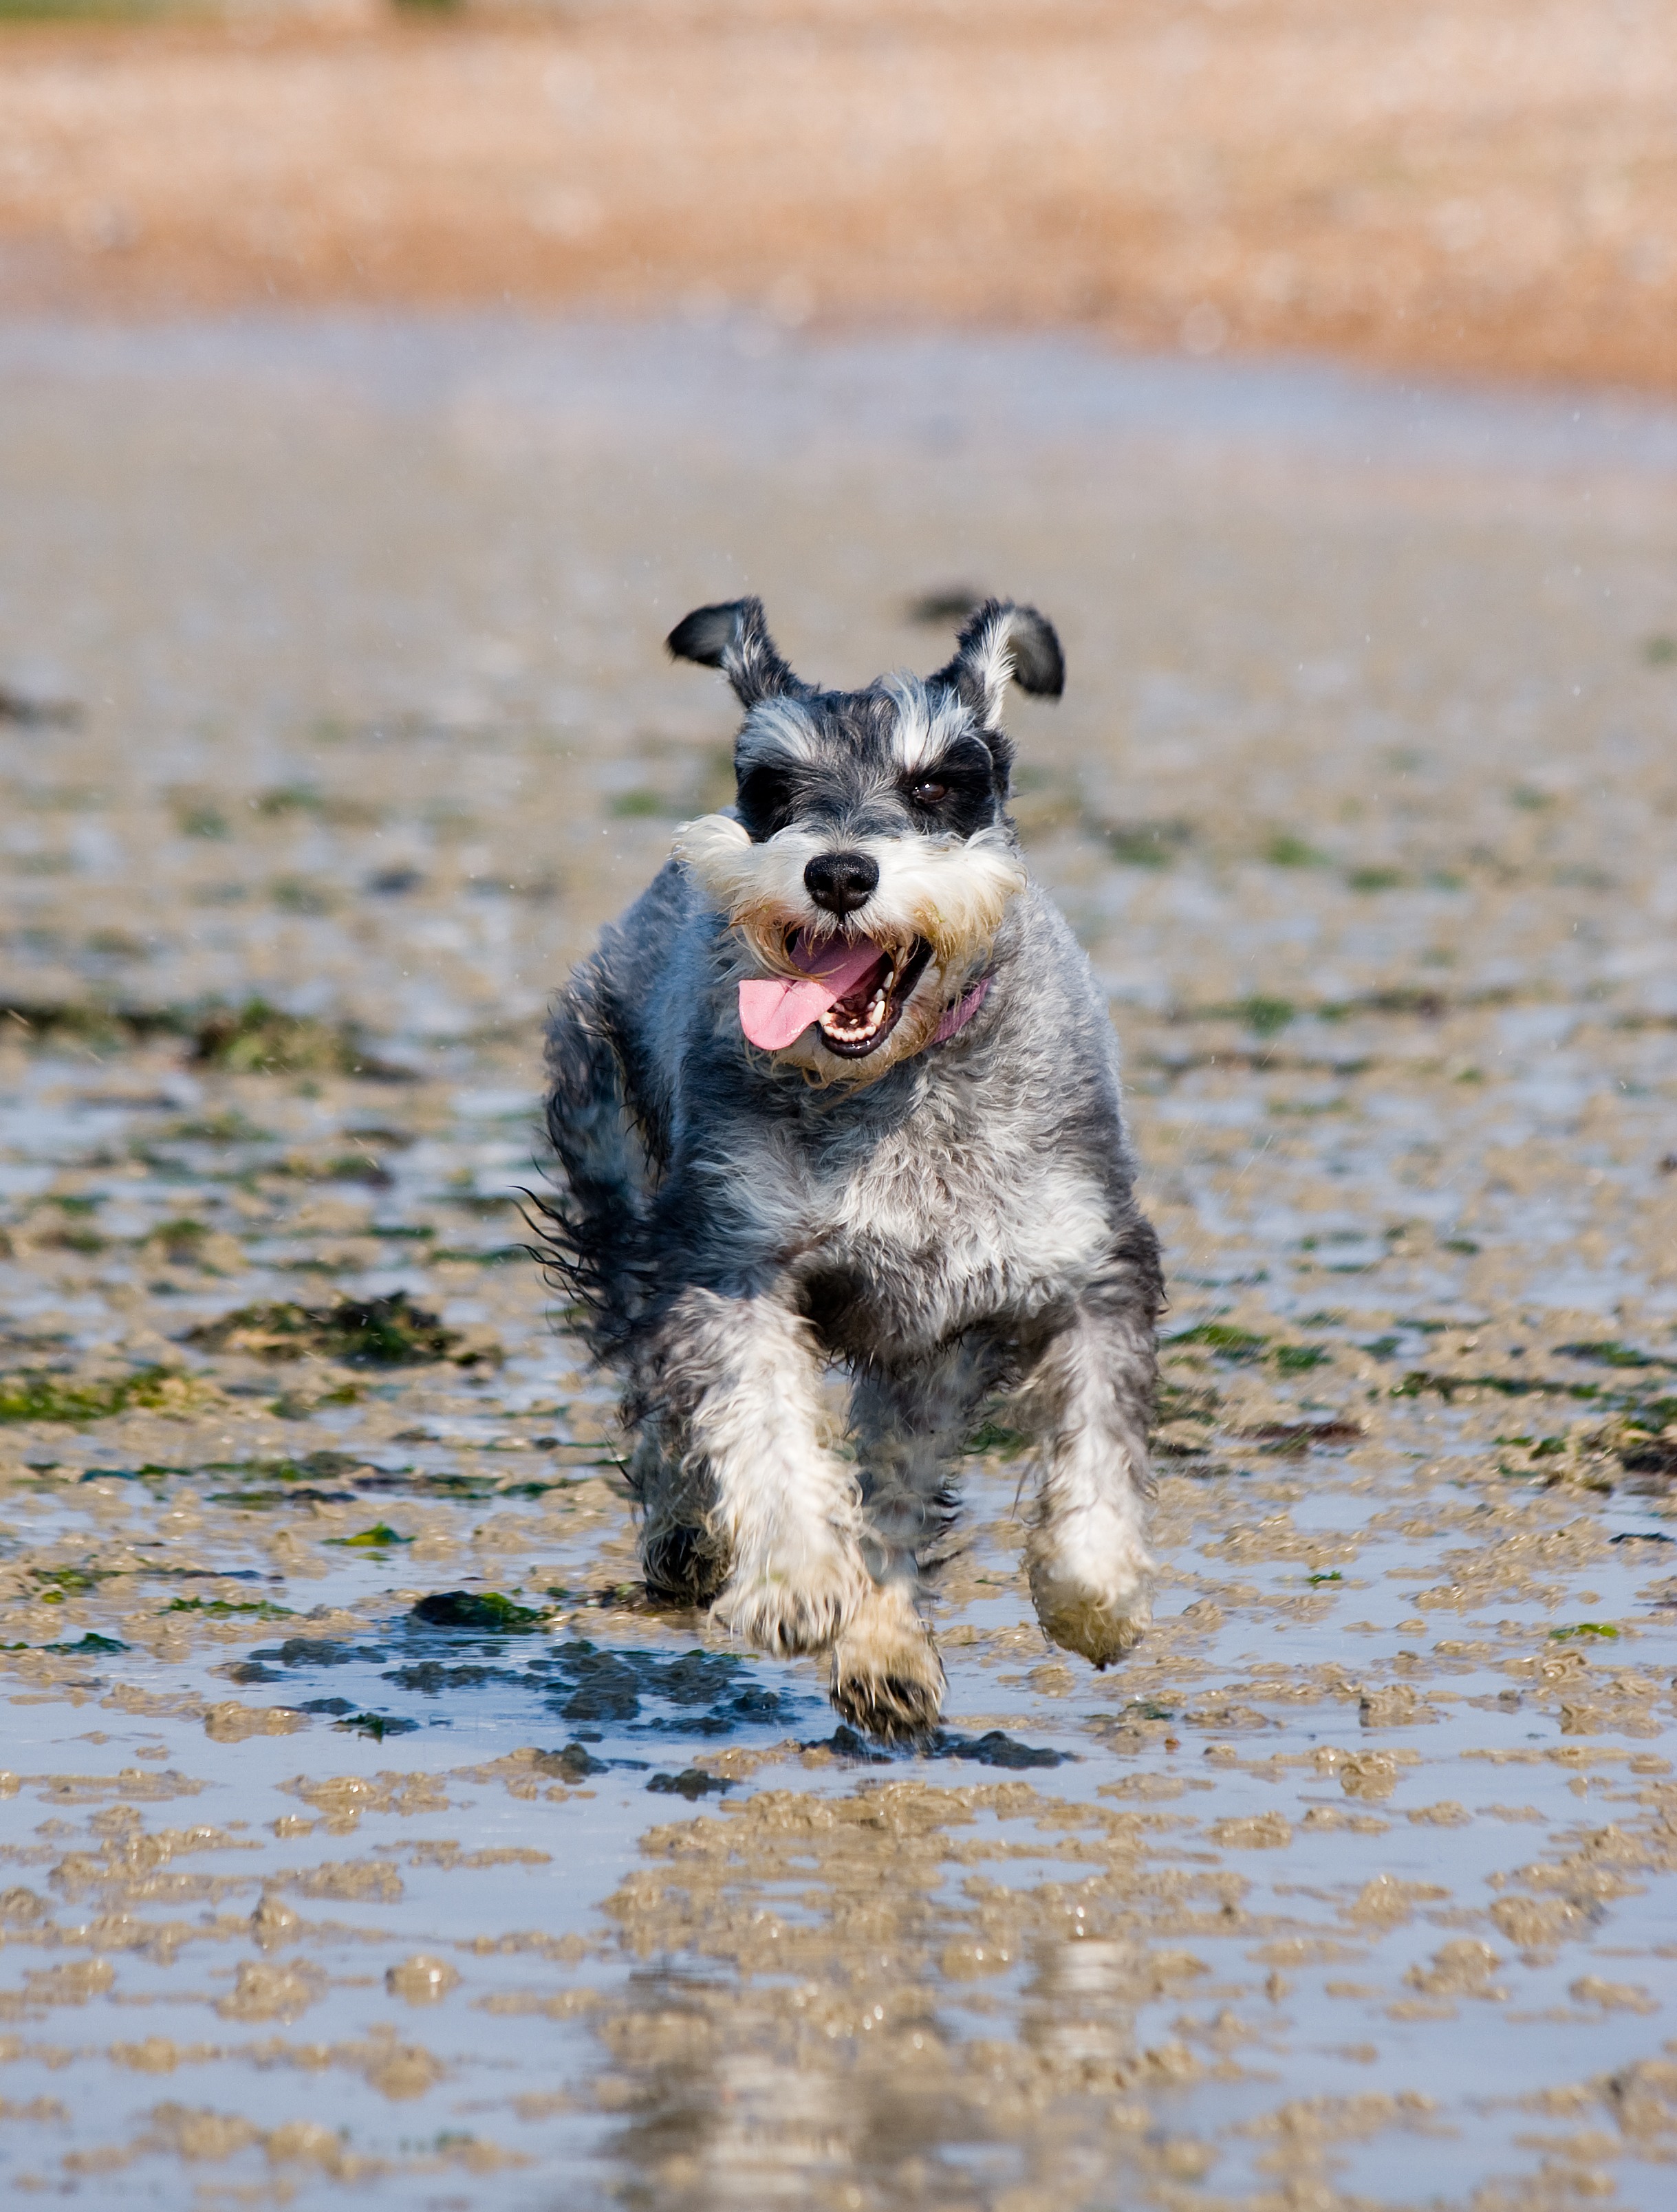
[186,1291,483,1368]
[0,1367,195,1424]
[410,1591,549,1631]
[332,1712,421,1739]
[163,1597,296,1619]
[1168,1323,1268,1362]
[1105,819,1192,867]
[189,999,391,1078]
[1554,1339,1670,1369]
[1272,1343,1332,1374]
[1264,833,1330,869]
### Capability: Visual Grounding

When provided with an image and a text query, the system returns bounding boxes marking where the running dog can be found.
[539,596,1161,1735]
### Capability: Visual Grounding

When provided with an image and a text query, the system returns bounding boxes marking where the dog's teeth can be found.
[817,953,908,1048]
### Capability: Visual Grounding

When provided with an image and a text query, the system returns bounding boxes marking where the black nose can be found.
[803,849,879,915]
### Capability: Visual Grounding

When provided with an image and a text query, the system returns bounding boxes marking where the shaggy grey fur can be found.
[539,597,1161,1735]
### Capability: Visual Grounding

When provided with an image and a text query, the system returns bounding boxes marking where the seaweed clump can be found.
[186,1292,494,1369]
[0,1367,206,1425]
[0,995,403,1077]
[409,1591,548,1632]
[188,999,402,1078]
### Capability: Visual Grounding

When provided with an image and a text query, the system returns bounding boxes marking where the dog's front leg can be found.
[828,1344,995,1738]
[636,1286,870,1656]
[1017,1286,1158,1668]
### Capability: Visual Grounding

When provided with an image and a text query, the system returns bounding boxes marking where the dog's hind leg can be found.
[548,990,728,1605]
[542,972,652,1353]
[546,983,730,1607]
[630,1288,871,1654]
[1014,1235,1162,1668]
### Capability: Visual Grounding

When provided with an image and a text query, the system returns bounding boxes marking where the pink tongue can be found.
[737,935,887,1050]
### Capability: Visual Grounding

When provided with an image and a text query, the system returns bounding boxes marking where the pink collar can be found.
[933,974,993,1045]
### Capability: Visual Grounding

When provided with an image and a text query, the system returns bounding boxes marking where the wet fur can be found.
[540,598,1162,1735]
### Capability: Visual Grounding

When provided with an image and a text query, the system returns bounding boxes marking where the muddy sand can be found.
[1,318,1676,2203]
[2,0,1677,392]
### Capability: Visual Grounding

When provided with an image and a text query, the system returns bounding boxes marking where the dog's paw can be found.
[711,1543,870,1657]
[830,1586,946,1740]
[641,1519,729,1607]
[1028,1528,1154,1669]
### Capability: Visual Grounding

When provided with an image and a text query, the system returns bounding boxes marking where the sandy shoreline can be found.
[1,0,1674,392]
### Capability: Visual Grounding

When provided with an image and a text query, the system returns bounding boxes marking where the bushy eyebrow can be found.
[882,673,974,773]
[899,734,995,783]
[735,697,824,772]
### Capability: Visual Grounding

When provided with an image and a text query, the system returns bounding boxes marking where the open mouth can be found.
[734,929,935,1058]
[814,938,933,1056]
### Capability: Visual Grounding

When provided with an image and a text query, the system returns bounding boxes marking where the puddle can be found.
[0,318,1675,2205]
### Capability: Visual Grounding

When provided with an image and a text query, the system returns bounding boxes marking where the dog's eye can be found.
[909,779,949,805]
[738,765,794,832]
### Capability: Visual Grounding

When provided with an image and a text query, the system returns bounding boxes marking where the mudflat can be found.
[1,0,1675,389]
[0,320,1674,2202]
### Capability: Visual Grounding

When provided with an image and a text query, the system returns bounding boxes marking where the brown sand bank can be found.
[1,0,1675,389]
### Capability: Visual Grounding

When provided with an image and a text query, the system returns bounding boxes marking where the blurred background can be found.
[1,0,1674,388]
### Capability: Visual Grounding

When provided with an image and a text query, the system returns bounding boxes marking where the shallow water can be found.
[1,318,1676,2207]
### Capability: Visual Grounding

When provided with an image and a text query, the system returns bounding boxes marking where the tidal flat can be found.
[0,320,1675,2206]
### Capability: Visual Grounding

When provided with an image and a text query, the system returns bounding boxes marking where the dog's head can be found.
[667,596,1061,1083]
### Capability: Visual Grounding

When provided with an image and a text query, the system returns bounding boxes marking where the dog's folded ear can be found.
[666,597,808,708]
[933,599,1064,730]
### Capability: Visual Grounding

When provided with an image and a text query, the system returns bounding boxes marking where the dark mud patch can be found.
[1619,1438,1677,1486]
[539,1642,803,1737]
[532,1742,647,1781]
[383,1662,526,1695]
[647,1768,734,1799]
[814,1724,1072,1769]
[0,682,80,727]
[230,1639,391,1684]
[322,1622,814,1742]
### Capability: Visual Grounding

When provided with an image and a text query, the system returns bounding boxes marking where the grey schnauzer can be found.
[539,596,1161,1735]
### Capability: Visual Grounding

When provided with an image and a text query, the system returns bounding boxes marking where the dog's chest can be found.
[801,1105,1112,1334]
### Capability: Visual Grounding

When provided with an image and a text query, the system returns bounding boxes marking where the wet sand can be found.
[1,0,1676,391]
[0,318,1676,2203]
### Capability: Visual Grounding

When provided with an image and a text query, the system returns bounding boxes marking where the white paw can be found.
[830,1585,946,1739]
[1027,1521,1154,1668]
[711,1542,870,1657]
